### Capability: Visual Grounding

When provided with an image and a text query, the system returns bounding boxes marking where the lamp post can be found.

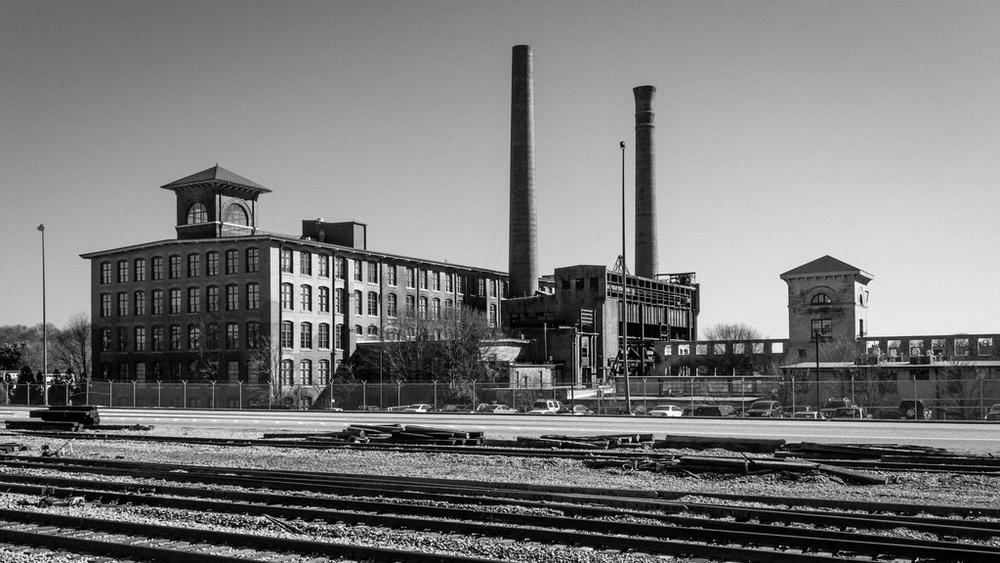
[813,331,821,412]
[619,141,632,413]
[38,224,48,404]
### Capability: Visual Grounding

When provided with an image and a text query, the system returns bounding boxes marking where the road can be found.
[2,407,998,453]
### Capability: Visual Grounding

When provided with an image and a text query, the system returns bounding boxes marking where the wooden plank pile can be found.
[514,433,656,450]
[779,442,949,460]
[5,406,100,432]
[263,423,484,446]
[654,434,785,453]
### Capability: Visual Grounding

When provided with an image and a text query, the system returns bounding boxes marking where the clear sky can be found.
[2,0,999,339]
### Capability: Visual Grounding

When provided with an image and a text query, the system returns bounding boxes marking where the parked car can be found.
[566,404,594,416]
[745,400,783,417]
[898,400,932,420]
[985,404,1000,421]
[387,403,433,413]
[792,409,824,419]
[439,404,472,413]
[474,403,518,414]
[820,398,857,419]
[527,399,563,414]
[648,404,684,417]
[356,404,381,412]
[692,404,738,417]
[830,406,867,419]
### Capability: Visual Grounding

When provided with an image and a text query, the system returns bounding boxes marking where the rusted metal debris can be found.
[262,424,484,446]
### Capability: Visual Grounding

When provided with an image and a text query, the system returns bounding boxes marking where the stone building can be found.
[81,166,507,385]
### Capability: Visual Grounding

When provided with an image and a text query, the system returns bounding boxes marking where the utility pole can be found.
[814,331,821,412]
[620,141,631,413]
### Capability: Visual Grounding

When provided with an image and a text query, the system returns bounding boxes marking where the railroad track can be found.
[2,455,999,562]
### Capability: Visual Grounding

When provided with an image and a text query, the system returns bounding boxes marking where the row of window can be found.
[100,284,260,317]
[100,249,260,284]
[664,341,784,356]
[185,202,249,226]
[104,357,330,385]
[100,322,262,353]
[866,337,995,359]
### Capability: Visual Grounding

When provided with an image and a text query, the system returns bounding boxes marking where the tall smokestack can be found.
[509,45,538,296]
[633,85,657,279]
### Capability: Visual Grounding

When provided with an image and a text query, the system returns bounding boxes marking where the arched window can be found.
[318,360,330,385]
[280,359,294,386]
[810,293,833,305]
[367,325,378,337]
[300,360,312,385]
[186,203,208,224]
[222,203,248,225]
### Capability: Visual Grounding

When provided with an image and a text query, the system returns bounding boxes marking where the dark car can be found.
[693,404,737,417]
[820,398,856,419]
[899,400,932,420]
[745,400,783,417]
[985,404,1000,421]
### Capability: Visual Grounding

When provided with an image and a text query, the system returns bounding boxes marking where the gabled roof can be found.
[160,165,271,193]
[780,255,873,283]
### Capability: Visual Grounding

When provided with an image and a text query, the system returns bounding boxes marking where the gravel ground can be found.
[2,427,1000,562]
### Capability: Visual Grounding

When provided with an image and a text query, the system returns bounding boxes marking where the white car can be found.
[527,399,563,414]
[387,403,432,413]
[648,404,684,417]
[474,403,518,414]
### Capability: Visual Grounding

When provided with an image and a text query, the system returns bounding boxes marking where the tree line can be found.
[0,313,91,383]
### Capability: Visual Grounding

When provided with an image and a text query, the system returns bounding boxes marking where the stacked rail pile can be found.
[263,423,484,446]
[5,406,100,432]
[512,433,655,450]
[780,442,1000,473]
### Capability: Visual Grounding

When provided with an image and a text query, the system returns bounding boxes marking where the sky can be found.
[1,0,999,339]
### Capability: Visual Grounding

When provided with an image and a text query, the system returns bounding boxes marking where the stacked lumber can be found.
[780,442,949,460]
[262,423,484,446]
[515,433,656,450]
[6,406,100,432]
[653,434,785,453]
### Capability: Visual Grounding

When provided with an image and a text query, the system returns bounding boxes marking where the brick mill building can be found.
[81,166,507,385]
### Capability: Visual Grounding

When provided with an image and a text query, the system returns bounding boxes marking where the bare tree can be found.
[52,313,91,377]
[702,323,763,341]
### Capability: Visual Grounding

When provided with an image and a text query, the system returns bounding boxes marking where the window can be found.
[151,290,163,315]
[419,270,428,289]
[387,294,398,317]
[335,257,346,279]
[280,249,293,273]
[334,324,343,349]
[318,360,330,385]
[318,323,330,349]
[353,290,362,315]
[663,346,673,356]
[206,252,219,276]
[488,304,497,327]
[226,323,239,350]
[300,322,312,349]
[887,339,901,359]
[134,258,146,282]
[246,248,259,273]
[368,262,378,283]
[280,321,294,348]
[810,319,832,339]
[367,325,378,337]
[444,299,454,319]
[225,249,238,275]
[355,325,363,336]
[431,298,440,320]
[405,295,415,317]
[246,282,260,310]
[444,273,453,293]
[117,292,128,317]
[207,286,219,312]
[431,271,440,291]
[387,265,397,286]
[100,262,112,284]
[187,287,201,313]
[978,337,993,357]
[117,327,128,351]
[810,293,832,305]
[318,287,330,313]
[367,291,378,316]
[696,344,707,355]
[931,338,946,358]
[300,285,312,311]
[353,259,362,281]
[732,343,745,354]
[206,323,219,349]
[134,327,147,352]
[187,325,201,350]
[223,203,248,225]
[280,360,293,386]
[226,284,239,311]
[335,288,344,314]
[100,294,112,318]
[151,326,163,351]
[490,279,497,296]
[676,345,690,356]
[225,360,238,381]
[186,203,208,224]
[168,255,181,279]
[713,343,725,355]
[281,283,293,310]
[246,322,260,349]
[909,340,925,358]
[100,328,112,352]
[317,255,329,278]
[406,267,415,288]
[117,260,129,283]
[300,360,313,385]
[300,251,311,275]
[151,257,163,281]
[187,253,200,277]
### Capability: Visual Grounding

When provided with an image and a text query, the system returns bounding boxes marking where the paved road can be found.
[2,407,997,453]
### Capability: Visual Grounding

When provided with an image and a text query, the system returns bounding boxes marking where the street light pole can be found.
[619,141,631,413]
[38,224,47,383]
[814,330,821,412]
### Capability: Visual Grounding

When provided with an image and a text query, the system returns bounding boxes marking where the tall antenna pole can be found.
[38,224,47,404]
[620,141,631,412]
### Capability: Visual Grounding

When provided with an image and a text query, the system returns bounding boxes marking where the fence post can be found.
[157,380,161,408]
[43,380,48,406]
[211,381,216,409]
[396,380,401,406]
[238,381,243,410]
[27,384,31,406]
[182,380,187,409]
[689,376,695,414]
[362,380,367,407]
[109,381,113,407]
[132,380,137,408]
[740,377,745,416]
[433,380,438,411]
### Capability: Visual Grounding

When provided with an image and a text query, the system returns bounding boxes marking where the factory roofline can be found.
[80,232,507,276]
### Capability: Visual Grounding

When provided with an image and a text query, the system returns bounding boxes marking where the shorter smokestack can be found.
[633,85,657,279]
